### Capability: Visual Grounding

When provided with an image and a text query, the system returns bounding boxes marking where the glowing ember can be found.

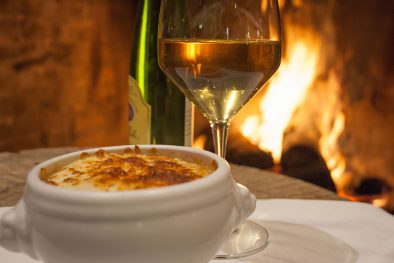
[241,41,318,162]
[372,196,389,209]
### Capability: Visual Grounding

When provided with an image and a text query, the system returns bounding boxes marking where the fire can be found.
[239,0,350,196]
[238,33,388,207]
[238,8,349,196]
[319,111,346,186]
[230,1,392,211]
[239,33,349,194]
[241,41,318,162]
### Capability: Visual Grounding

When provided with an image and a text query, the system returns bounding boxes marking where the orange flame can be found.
[320,111,346,187]
[241,41,318,162]
[239,32,349,200]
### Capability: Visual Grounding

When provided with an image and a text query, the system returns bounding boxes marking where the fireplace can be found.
[193,0,394,212]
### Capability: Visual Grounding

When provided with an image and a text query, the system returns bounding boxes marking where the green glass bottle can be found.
[128,0,192,146]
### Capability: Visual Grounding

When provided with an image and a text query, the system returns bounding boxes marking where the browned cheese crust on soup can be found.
[40,147,216,191]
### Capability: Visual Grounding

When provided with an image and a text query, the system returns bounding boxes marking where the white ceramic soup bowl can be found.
[0,145,256,263]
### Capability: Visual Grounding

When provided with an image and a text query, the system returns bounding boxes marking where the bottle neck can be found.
[130,0,161,100]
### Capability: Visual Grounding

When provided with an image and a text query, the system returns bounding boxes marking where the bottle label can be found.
[184,99,194,147]
[128,76,151,144]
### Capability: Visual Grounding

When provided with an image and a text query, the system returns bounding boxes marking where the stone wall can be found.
[0,0,136,151]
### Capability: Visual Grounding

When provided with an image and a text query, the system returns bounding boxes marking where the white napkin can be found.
[1,199,393,263]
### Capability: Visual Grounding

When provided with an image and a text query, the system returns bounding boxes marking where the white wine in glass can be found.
[159,39,280,123]
[158,0,281,259]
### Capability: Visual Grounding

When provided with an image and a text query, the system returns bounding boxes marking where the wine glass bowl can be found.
[158,40,281,124]
[158,0,281,259]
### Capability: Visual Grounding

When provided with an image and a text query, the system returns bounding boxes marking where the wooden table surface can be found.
[0,148,343,207]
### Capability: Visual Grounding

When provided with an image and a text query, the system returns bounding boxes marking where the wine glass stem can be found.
[210,121,229,158]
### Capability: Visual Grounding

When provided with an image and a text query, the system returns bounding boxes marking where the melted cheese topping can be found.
[41,148,215,191]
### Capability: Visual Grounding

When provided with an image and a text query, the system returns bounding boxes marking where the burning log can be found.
[342,178,394,214]
[353,178,389,196]
[280,145,336,192]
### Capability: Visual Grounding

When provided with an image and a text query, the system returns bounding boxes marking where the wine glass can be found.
[158,0,281,259]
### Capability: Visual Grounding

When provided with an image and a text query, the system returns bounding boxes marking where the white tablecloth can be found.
[212,199,394,263]
[1,199,393,263]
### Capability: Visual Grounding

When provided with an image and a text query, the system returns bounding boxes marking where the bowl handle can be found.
[0,200,38,259]
[232,183,256,229]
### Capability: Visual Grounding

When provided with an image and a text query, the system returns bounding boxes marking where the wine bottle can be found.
[128,0,192,146]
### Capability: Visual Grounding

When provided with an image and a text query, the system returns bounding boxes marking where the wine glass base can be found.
[215,220,270,260]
